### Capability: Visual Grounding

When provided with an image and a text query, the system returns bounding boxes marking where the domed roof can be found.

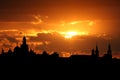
[14,46,20,52]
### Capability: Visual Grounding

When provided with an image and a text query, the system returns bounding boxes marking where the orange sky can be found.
[0,0,120,58]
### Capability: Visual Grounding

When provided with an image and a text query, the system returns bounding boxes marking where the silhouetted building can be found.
[0,36,119,64]
[20,36,29,55]
[91,49,95,56]
[103,44,112,59]
[51,52,59,57]
[1,48,4,54]
[8,48,12,56]
[29,48,35,56]
[107,44,112,55]
[14,43,20,55]
[42,51,48,56]
[95,45,99,57]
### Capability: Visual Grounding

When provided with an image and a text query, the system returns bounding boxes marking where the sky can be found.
[0,0,120,58]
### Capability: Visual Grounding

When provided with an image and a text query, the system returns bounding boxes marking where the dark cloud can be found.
[0,0,120,21]
[29,32,73,51]
[27,32,119,56]
[28,32,119,53]
[5,36,18,43]
[29,32,65,42]
[2,43,12,48]
[0,31,119,57]
[0,31,19,45]
[109,37,120,52]
[0,22,44,32]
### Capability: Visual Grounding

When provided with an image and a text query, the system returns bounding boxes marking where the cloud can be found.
[31,15,43,24]
[0,30,20,49]
[5,36,18,43]
[0,22,44,32]
[0,0,120,22]
[28,32,109,52]
[0,30,119,58]
[2,43,12,48]
[27,32,120,57]
[29,32,65,42]
[0,38,12,48]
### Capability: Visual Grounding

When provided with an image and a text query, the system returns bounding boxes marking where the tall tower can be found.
[20,36,29,55]
[23,36,27,45]
[104,43,112,59]
[1,48,4,54]
[107,44,112,55]
[95,44,99,57]
[91,49,95,56]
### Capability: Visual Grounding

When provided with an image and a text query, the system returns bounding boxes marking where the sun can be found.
[65,31,78,39]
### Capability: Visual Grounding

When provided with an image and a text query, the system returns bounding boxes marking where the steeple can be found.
[23,36,26,45]
[1,48,4,54]
[20,36,29,55]
[107,43,112,55]
[103,43,112,59]
[95,44,99,57]
[91,48,95,56]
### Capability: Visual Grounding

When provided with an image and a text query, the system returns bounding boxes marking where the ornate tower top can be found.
[95,44,99,57]
[108,44,111,50]
[23,36,26,45]
[96,45,98,51]
[107,43,112,54]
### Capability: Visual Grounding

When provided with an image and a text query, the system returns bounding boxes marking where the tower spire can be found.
[23,36,26,45]
[107,43,112,55]
[95,44,99,57]
[1,48,4,54]
[91,48,95,56]
[20,36,29,55]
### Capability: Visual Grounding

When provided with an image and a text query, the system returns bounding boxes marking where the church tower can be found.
[20,36,29,55]
[91,49,95,56]
[104,43,112,59]
[1,48,4,54]
[107,44,112,55]
[95,45,99,57]
[23,36,27,45]
[107,44,112,59]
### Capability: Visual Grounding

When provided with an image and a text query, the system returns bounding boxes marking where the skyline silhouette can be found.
[0,36,119,64]
[0,36,113,57]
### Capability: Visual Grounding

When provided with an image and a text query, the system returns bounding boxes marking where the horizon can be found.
[0,36,117,59]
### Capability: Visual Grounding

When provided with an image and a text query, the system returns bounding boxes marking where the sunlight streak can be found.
[60,31,89,39]
[65,31,78,39]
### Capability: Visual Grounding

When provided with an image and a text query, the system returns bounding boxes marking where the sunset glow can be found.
[0,0,120,59]
[59,31,89,39]
[88,21,94,26]
[64,31,78,39]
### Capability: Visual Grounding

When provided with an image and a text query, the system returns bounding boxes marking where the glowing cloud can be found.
[32,15,43,24]
[70,21,81,25]
[65,31,78,39]
[60,31,89,39]
[88,21,94,26]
